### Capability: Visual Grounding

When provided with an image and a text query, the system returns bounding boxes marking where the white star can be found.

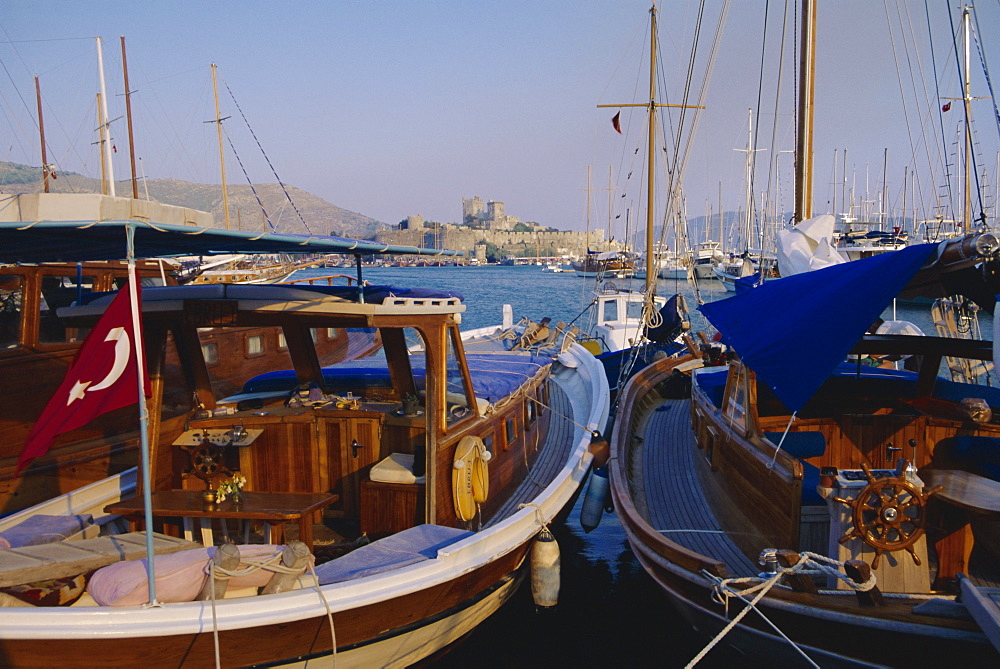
[67,380,91,406]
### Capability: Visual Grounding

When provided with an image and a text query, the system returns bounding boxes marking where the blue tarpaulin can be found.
[698,243,937,413]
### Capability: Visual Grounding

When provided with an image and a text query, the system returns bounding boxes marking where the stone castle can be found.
[374,196,618,262]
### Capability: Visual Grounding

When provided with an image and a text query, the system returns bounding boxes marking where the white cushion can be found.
[370,453,425,485]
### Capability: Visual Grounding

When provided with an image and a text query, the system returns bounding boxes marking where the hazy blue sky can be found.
[2,1,999,242]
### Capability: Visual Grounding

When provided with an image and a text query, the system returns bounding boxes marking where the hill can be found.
[0,162,386,239]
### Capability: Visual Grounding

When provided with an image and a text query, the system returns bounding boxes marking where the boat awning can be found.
[699,243,940,413]
[0,219,460,264]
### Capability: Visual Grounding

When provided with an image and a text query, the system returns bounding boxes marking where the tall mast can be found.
[121,36,139,199]
[96,37,116,197]
[35,77,50,194]
[586,165,591,255]
[644,2,657,295]
[962,6,972,233]
[211,63,231,229]
[794,0,816,222]
[607,164,613,251]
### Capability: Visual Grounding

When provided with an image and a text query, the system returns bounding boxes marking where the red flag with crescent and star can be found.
[612,111,622,134]
[17,281,150,473]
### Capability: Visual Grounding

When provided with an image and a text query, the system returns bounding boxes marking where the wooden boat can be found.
[0,252,380,515]
[571,249,636,279]
[609,234,1000,665]
[0,272,609,666]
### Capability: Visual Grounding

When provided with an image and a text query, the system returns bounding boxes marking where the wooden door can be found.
[326,417,382,517]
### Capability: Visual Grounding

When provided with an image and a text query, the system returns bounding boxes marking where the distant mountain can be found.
[0,162,386,239]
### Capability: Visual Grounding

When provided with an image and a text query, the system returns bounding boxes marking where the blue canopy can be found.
[0,219,458,263]
[698,243,937,412]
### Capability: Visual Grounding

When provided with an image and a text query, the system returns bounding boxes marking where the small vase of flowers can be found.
[217,473,247,506]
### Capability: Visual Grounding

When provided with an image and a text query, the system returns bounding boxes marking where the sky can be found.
[3,1,1000,244]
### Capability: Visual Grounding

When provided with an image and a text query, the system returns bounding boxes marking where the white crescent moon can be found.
[88,327,130,392]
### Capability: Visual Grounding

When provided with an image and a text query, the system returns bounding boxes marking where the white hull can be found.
[280,570,521,668]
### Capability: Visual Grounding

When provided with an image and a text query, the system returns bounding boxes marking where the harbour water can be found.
[289,263,984,667]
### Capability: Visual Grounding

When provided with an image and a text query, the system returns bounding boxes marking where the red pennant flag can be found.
[612,111,622,134]
[942,101,952,112]
[17,282,150,473]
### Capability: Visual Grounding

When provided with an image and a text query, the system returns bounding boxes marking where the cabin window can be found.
[246,334,265,357]
[310,328,319,342]
[327,328,337,339]
[445,327,474,423]
[39,274,95,344]
[0,274,24,350]
[202,342,219,365]
[504,417,517,448]
[526,396,537,425]
[277,332,287,350]
[601,300,618,323]
[626,300,644,321]
[483,433,494,457]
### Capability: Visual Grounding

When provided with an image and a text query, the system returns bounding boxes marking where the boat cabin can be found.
[692,331,1000,594]
[63,283,554,536]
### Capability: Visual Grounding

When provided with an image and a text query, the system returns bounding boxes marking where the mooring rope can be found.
[687,551,876,668]
[206,549,317,669]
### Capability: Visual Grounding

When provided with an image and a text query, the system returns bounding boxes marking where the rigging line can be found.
[763,0,790,216]
[222,79,312,235]
[749,0,770,238]
[970,13,994,220]
[224,132,276,232]
[654,0,706,258]
[883,0,924,225]
[926,0,956,218]
[945,3,982,228]
[895,0,936,220]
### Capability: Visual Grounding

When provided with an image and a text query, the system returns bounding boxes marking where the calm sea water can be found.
[288,264,985,667]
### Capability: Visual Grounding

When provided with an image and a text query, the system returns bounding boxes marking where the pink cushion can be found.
[88,545,283,607]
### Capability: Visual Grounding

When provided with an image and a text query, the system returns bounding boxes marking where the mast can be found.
[962,6,972,233]
[96,37,116,197]
[35,77,49,194]
[121,36,139,199]
[794,0,816,222]
[644,2,657,295]
[211,64,232,230]
[607,164,613,252]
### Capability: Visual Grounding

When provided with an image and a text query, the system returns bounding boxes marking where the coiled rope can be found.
[207,549,336,669]
[687,550,876,668]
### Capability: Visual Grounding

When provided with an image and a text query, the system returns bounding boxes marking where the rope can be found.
[305,561,337,667]
[767,412,797,469]
[224,80,313,235]
[687,551,876,667]
[517,502,552,534]
[206,550,328,669]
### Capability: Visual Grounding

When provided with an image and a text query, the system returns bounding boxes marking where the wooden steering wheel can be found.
[184,440,228,484]
[833,462,942,570]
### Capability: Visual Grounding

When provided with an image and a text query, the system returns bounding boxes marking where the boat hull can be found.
[608,357,997,668]
[0,547,527,668]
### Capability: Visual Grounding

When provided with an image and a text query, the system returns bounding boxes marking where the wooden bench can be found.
[0,531,198,588]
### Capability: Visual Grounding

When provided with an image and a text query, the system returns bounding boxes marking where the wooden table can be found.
[104,490,339,551]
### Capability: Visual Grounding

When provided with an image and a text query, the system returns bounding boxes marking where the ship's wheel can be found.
[182,440,231,485]
[833,462,942,570]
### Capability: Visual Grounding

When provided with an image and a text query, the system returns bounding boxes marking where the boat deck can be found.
[486,380,576,527]
[638,398,757,577]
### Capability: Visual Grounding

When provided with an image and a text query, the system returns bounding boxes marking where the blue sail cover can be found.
[698,243,937,412]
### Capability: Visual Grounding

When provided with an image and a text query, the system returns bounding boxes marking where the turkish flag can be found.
[612,111,622,134]
[942,101,952,112]
[17,282,151,473]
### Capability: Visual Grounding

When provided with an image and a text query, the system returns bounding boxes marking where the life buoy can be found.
[452,435,492,521]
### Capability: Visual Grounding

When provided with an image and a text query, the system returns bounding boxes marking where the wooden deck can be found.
[0,532,199,588]
[486,382,575,527]
[638,398,757,577]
